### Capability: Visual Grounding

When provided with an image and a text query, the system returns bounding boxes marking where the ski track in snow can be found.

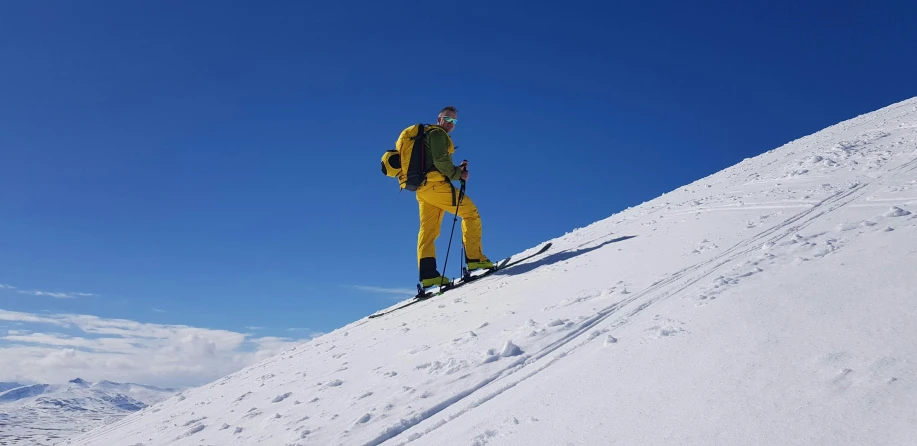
[64,99,917,446]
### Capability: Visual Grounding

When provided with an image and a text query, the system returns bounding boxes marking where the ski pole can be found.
[458,178,468,279]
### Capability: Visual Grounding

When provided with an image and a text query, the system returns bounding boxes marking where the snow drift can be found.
[67,98,917,445]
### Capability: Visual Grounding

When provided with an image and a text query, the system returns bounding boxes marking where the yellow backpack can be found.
[381,123,431,191]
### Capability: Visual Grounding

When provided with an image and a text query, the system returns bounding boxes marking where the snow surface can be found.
[0,379,177,445]
[67,98,917,445]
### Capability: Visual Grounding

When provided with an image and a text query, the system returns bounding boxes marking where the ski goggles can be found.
[442,116,457,124]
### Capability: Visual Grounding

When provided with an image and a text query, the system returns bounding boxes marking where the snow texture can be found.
[65,97,917,445]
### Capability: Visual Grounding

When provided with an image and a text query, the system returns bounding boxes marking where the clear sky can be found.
[1,1,916,384]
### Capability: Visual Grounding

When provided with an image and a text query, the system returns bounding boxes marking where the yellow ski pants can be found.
[416,175,487,272]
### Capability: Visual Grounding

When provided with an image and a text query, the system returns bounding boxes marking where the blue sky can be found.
[1,0,916,377]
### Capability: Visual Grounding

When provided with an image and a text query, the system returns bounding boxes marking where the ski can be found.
[367,243,552,319]
[441,242,552,291]
[365,292,434,319]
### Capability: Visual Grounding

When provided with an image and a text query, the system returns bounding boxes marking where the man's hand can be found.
[459,160,469,181]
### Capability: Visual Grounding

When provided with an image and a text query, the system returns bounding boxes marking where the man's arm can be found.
[428,128,462,180]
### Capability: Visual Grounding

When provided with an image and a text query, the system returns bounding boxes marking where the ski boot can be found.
[420,275,451,288]
[465,259,495,272]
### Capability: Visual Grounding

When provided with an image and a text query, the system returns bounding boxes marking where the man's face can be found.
[437,109,457,133]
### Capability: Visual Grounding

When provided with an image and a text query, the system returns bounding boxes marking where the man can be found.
[416,105,493,287]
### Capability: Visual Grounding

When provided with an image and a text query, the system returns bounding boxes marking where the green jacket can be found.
[423,126,462,181]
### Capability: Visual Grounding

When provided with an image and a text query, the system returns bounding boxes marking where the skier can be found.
[415,106,493,287]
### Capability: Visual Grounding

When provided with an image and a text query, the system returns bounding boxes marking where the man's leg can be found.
[417,193,445,282]
[416,181,489,269]
[456,194,487,264]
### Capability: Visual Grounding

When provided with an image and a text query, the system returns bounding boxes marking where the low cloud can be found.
[0,309,318,388]
[0,282,95,299]
[17,290,95,299]
[0,309,65,326]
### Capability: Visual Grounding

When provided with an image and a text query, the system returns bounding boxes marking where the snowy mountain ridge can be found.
[0,378,178,446]
[0,383,24,393]
[68,97,917,445]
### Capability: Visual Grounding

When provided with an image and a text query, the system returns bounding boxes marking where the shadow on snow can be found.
[496,235,638,277]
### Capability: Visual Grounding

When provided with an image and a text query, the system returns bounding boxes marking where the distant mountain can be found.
[0,378,180,446]
[0,382,24,393]
[0,384,50,403]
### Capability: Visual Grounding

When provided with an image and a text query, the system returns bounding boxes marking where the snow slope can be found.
[0,379,177,446]
[68,98,917,445]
